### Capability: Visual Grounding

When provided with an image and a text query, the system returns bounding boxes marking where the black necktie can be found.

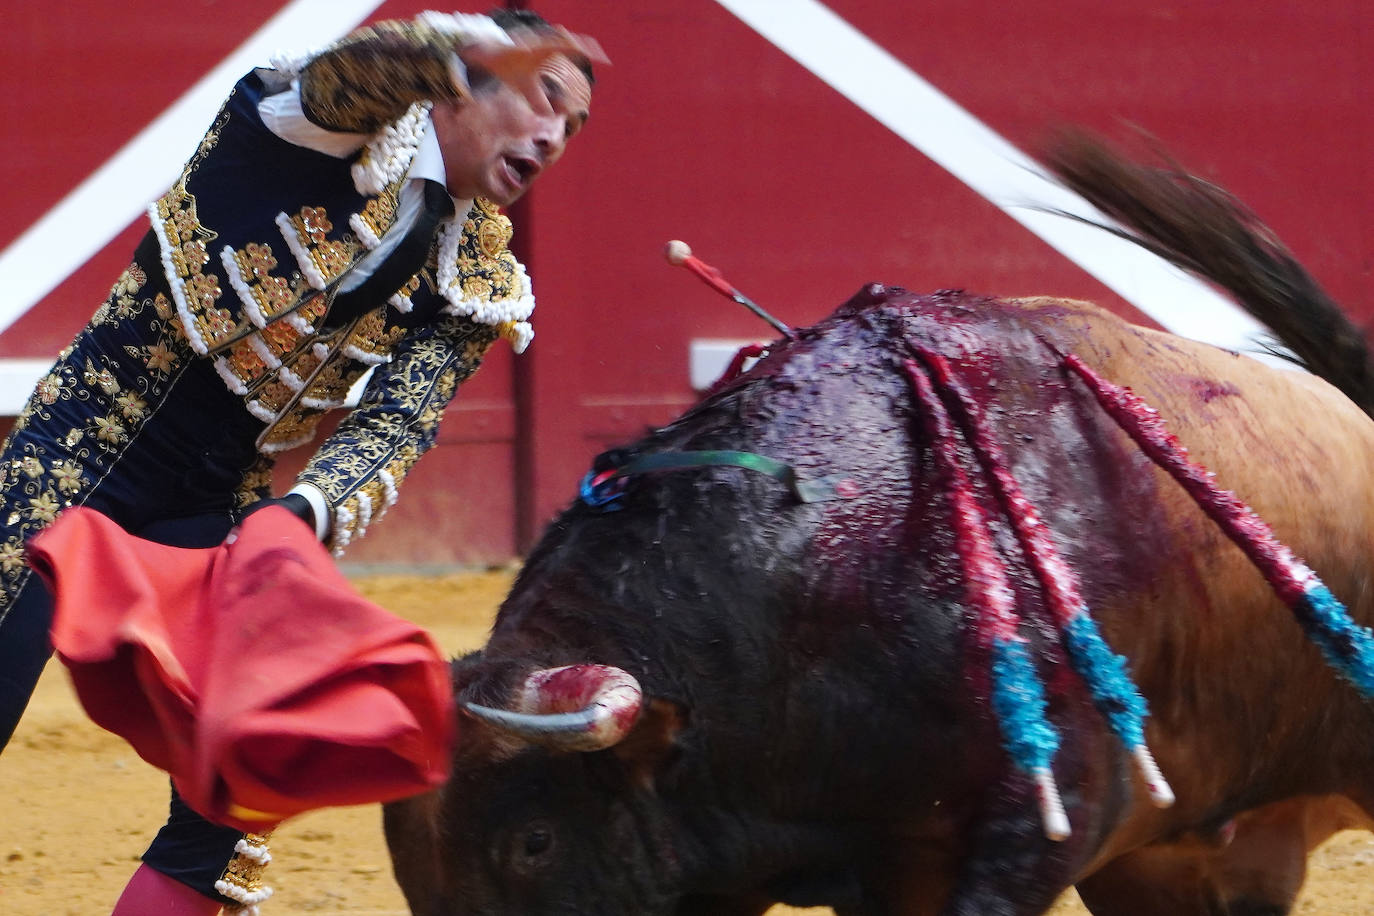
[322,178,454,330]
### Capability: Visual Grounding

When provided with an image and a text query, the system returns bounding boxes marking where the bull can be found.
[383,135,1374,915]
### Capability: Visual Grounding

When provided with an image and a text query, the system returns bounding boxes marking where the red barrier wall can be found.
[3,1,1369,565]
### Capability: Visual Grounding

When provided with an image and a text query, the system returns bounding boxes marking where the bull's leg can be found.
[1075,848,1228,916]
[931,775,1090,916]
[1076,850,1297,916]
[1079,796,1352,916]
[935,840,1073,915]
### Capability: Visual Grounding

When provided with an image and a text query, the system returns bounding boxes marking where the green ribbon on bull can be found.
[586,450,852,505]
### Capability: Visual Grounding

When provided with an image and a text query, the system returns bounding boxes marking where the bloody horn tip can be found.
[664,239,693,265]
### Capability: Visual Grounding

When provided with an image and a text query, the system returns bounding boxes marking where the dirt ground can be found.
[2,569,1371,915]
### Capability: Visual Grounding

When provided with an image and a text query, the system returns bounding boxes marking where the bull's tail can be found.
[1040,129,1374,417]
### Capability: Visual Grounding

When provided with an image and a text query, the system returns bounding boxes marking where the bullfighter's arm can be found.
[296,13,511,134]
[292,313,499,555]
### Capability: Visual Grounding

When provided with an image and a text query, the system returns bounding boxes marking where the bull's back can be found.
[1035,295,1374,581]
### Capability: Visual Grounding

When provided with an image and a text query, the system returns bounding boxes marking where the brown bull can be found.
[1040,132,1374,914]
[383,136,1374,915]
[1080,795,1369,914]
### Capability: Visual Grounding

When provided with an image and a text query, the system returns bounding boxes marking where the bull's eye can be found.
[524,826,553,857]
[507,818,557,873]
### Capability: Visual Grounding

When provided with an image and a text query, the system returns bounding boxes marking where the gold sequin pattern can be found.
[344,310,407,360]
[155,185,244,352]
[357,193,400,244]
[228,241,295,323]
[215,832,273,905]
[235,456,275,508]
[286,206,359,286]
[450,199,523,305]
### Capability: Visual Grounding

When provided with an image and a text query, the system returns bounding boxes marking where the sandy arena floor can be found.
[1,569,1371,915]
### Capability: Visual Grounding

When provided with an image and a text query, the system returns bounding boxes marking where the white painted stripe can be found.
[0,360,55,415]
[713,0,1275,356]
[0,0,384,340]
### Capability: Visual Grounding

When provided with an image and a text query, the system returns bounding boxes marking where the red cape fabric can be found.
[29,506,454,833]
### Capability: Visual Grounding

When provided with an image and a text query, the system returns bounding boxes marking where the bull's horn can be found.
[464,664,644,752]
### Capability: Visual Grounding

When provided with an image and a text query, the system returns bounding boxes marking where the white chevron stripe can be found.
[713,0,1274,356]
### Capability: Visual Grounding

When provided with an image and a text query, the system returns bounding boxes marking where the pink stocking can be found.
[111,864,223,915]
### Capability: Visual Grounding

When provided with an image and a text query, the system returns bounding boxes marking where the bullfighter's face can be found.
[432,43,592,207]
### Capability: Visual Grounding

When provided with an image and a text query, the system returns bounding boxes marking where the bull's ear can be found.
[613,697,686,789]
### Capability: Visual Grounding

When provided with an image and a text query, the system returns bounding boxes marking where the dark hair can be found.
[487,7,596,85]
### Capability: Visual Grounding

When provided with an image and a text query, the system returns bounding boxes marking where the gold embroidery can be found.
[259,320,301,359]
[243,242,278,275]
[115,392,148,422]
[298,318,497,551]
[298,297,329,330]
[0,262,192,619]
[225,339,271,386]
[155,183,249,352]
[93,415,125,446]
[0,542,22,574]
[356,194,399,244]
[286,346,324,385]
[228,242,295,324]
[214,832,273,909]
[95,265,151,327]
[111,264,147,298]
[298,18,465,134]
[286,206,359,286]
[301,360,356,406]
[34,374,62,405]
[343,310,406,361]
[145,340,180,375]
[258,411,326,453]
[441,199,528,314]
[394,273,421,301]
[50,460,84,494]
[252,380,297,415]
[476,211,511,258]
[235,457,275,508]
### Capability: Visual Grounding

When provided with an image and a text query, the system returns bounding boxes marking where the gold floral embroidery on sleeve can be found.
[296,317,498,554]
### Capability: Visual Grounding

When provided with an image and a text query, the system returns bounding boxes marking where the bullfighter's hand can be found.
[459,27,607,115]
